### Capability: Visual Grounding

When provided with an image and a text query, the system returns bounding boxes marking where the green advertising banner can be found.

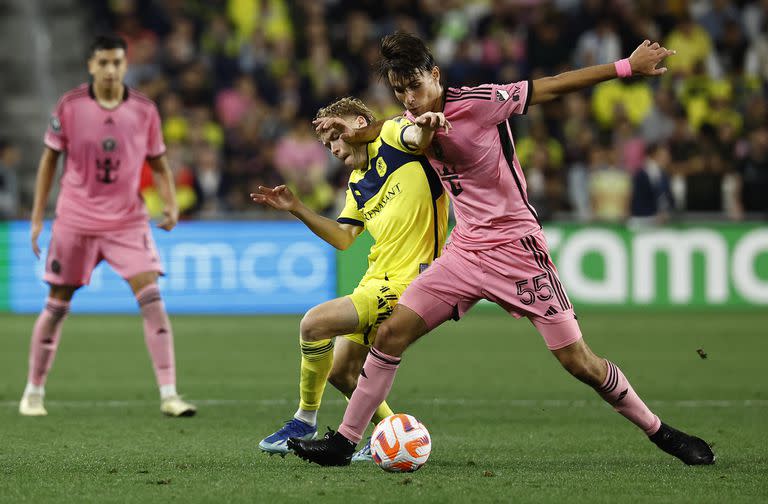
[0,221,9,311]
[337,230,376,297]
[336,224,768,308]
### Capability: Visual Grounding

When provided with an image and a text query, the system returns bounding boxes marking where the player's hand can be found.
[628,40,676,76]
[158,206,179,231]
[250,185,299,212]
[414,112,452,133]
[313,117,382,144]
[313,117,352,137]
[30,220,43,258]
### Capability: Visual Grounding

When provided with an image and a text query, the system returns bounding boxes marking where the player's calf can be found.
[551,339,605,387]
[327,368,357,396]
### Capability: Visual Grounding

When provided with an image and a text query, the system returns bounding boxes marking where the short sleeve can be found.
[336,187,364,227]
[44,100,67,152]
[146,104,166,159]
[379,117,421,154]
[445,80,532,127]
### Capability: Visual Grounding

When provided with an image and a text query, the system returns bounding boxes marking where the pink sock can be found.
[338,348,401,443]
[27,298,70,386]
[597,360,661,435]
[136,284,176,387]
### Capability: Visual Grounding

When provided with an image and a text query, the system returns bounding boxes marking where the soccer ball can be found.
[370,413,431,472]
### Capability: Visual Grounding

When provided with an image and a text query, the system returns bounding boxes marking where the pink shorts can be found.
[398,229,581,350]
[44,221,163,286]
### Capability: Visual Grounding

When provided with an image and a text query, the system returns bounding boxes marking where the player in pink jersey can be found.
[19,35,196,418]
[290,33,714,466]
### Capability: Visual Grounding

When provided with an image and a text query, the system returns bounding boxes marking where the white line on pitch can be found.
[1,399,766,408]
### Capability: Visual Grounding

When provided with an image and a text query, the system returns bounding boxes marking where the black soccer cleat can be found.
[649,422,716,465]
[287,429,357,467]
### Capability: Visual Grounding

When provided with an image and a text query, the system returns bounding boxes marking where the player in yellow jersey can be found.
[251,97,450,461]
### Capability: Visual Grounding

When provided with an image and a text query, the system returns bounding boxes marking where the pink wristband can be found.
[614,58,632,78]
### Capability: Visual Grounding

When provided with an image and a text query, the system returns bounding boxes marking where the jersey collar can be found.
[88,83,130,104]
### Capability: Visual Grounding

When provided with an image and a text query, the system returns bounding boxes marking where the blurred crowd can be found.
[2,0,767,223]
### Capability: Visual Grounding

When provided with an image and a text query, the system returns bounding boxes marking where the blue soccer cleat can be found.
[259,418,317,456]
[351,437,373,463]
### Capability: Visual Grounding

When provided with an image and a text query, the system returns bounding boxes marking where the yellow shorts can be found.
[344,280,407,347]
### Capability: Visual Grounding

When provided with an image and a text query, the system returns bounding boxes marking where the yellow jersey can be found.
[337,117,450,284]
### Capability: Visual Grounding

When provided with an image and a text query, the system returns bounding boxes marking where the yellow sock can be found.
[299,338,334,411]
[372,401,395,425]
[344,394,394,425]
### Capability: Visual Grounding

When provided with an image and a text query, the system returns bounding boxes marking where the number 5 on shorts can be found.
[515,273,553,305]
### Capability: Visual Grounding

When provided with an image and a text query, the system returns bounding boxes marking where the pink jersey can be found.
[44,84,166,233]
[406,80,539,250]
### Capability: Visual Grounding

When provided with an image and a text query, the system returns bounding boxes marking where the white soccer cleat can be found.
[351,437,373,462]
[19,393,48,416]
[160,396,197,417]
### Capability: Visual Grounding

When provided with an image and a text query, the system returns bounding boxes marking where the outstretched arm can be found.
[314,113,450,151]
[251,185,362,250]
[530,40,675,105]
[402,112,452,151]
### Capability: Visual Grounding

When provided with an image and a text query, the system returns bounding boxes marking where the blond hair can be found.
[315,97,377,125]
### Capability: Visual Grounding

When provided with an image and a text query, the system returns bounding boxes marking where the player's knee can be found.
[49,284,77,301]
[373,321,394,345]
[373,321,407,356]
[299,309,325,341]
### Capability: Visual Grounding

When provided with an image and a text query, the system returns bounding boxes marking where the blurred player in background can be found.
[292,33,715,466]
[19,34,196,418]
[251,97,449,460]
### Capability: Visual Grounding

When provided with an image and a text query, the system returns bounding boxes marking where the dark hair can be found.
[89,34,127,57]
[375,32,436,83]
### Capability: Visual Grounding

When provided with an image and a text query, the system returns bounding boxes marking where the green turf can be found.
[1,310,767,503]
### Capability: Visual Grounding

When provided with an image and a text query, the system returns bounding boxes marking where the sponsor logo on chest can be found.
[363,182,402,221]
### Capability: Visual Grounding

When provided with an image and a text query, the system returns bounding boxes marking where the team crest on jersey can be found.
[102,138,117,152]
[50,116,61,132]
[376,157,387,177]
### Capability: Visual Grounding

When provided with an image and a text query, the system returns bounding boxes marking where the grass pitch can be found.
[1,309,767,503]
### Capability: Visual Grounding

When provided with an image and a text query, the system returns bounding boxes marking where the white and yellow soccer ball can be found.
[370,413,431,472]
